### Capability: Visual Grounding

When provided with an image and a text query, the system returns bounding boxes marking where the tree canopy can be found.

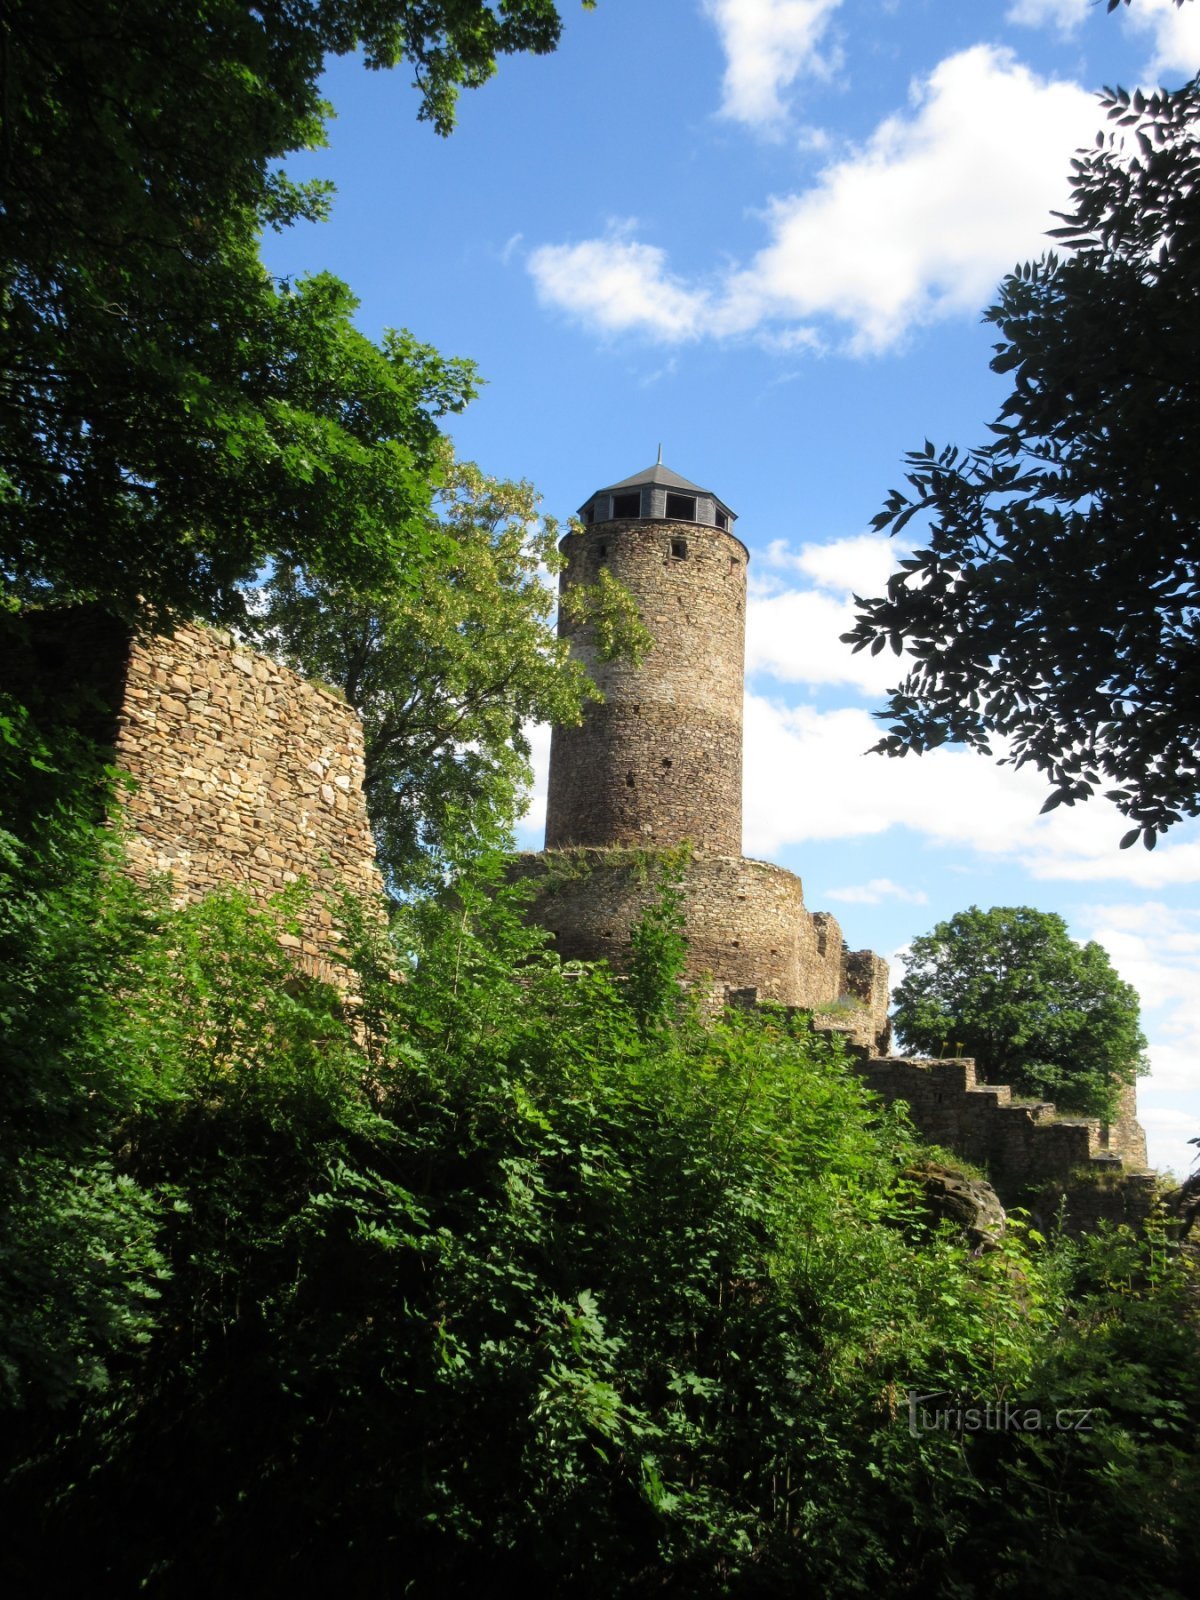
[0,0,583,626]
[892,905,1148,1119]
[843,51,1200,848]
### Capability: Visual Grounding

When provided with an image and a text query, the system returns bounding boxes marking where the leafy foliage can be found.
[1,803,1195,1595]
[255,447,649,887]
[892,905,1148,1119]
[844,63,1200,846]
[0,0,584,625]
[0,700,173,1409]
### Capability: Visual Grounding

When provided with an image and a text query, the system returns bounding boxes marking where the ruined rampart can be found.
[10,611,382,977]
[513,848,891,1055]
[827,1041,1155,1227]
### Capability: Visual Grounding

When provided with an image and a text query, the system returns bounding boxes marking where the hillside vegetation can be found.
[0,721,1197,1596]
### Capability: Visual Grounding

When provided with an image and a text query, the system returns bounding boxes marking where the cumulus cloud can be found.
[527,47,1100,353]
[1136,1106,1199,1182]
[745,532,911,693]
[1122,0,1200,80]
[741,691,1200,887]
[527,229,710,343]
[760,533,901,596]
[746,586,904,693]
[1006,0,1089,35]
[703,0,844,128]
[1075,904,1200,1033]
[825,877,929,905]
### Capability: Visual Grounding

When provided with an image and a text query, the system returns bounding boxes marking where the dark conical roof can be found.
[597,461,712,496]
[578,459,736,523]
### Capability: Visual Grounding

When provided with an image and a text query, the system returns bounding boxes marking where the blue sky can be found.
[261,0,1200,1177]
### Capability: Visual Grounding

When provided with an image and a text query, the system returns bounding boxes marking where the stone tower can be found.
[517,457,893,1055]
[546,461,745,854]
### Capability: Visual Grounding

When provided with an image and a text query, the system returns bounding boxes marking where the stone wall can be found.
[513,848,890,1053]
[839,1046,1154,1225]
[6,610,383,979]
[546,518,747,854]
[114,622,382,973]
[1106,1079,1149,1167]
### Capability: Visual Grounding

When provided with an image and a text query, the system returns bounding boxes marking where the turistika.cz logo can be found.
[907,1390,1095,1437]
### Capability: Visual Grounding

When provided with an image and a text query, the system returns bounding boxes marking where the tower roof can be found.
[579,459,736,523]
[596,461,712,496]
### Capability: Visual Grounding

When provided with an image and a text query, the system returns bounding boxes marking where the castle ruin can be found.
[5,466,1153,1220]
[514,458,891,1051]
[514,458,1152,1220]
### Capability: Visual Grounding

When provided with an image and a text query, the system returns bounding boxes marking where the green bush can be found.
[1,777,1196,1596]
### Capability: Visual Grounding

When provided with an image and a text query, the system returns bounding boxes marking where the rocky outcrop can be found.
[903,1162,1006,1252]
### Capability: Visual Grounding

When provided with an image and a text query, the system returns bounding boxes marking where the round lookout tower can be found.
[545,458,747,854]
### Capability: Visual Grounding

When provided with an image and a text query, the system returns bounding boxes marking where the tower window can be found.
[583,504,594,524]
[612,492,641,518]
[715,509,729,530]
[665,492,696,520]
[670,538,688,560]
[597,542,608,561]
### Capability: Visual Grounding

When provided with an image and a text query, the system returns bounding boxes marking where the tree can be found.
[843,34,1200,848]
[255,446,649,888]
[892,905,1147,1119]
[0,1,586,626]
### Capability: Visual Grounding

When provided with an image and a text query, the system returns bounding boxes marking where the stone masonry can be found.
[529,460,892,1055]
[9,610,382,980]
[833,1043,1156,1228]
[115,622,382,976]
[515,849,892,1055]
[7,458,1152,1224]
[547,516,745,854]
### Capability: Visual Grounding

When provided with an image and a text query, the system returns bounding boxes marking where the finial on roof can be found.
[656,442,663,465]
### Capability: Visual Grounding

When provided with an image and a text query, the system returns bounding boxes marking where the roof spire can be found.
[656,442,663,466]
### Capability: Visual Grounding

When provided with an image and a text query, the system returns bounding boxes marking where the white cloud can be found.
[1006,0,1089,35]
[724,45,1100,353]
[746,586,905,692]
[825,877,929,905]
[1075,905,1200,1029]
[515,720,552,849]
[1136,1105,1199,1181]
[703,0,844,128]
[746,533,911,692]
[741,691,1200,886]
[1140,1044,1197,1096]
[760,533,901,596]
[527,229,710,343]
[1122,0,1200,80]
[528,47,1100,353]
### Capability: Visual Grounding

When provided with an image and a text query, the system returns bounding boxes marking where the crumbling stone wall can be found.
[1104,1079,1149,1167]
[835,1045,1153,1224]
[546,519,747,854]
[513,848,890,1054]
[113,622,382,973]
[5,610,383,978]
[521,476,1151,1221]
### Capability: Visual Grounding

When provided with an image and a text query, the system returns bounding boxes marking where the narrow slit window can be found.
[597,542,608,561]
[665,492,696,520]
[612,492,641,518]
